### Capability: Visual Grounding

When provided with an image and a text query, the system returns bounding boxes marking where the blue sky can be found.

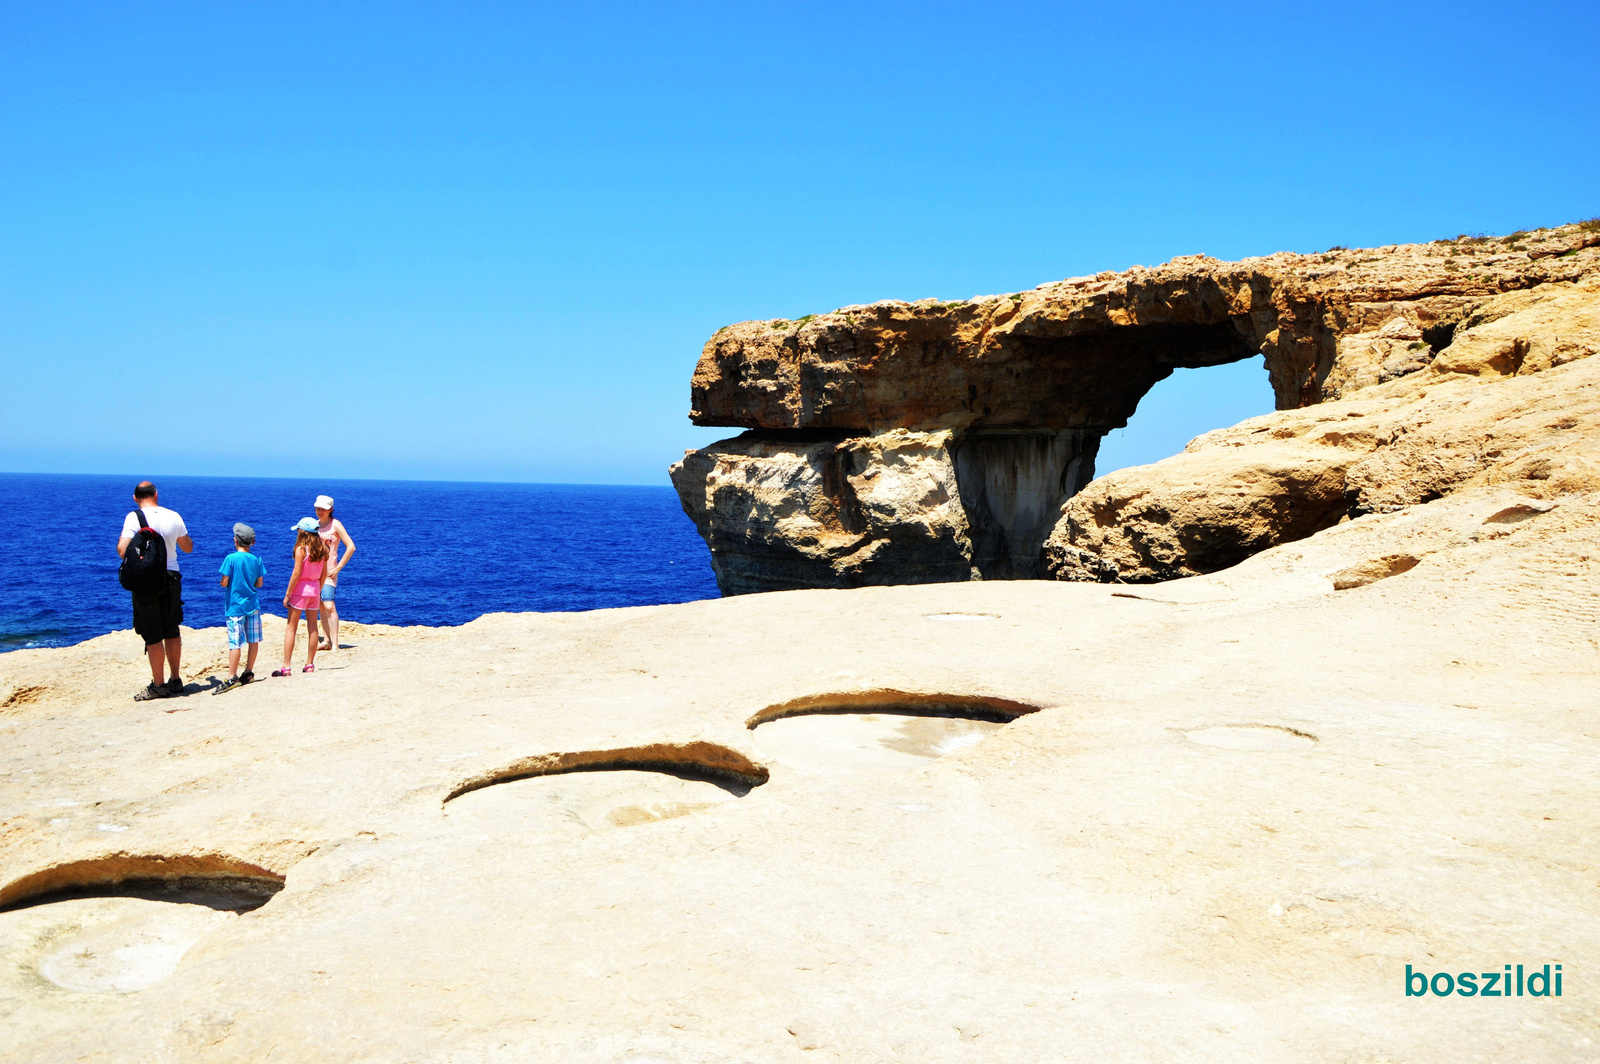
[3,1,1595,484]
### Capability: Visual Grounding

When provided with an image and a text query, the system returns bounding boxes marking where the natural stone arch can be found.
[672,231,1600,593]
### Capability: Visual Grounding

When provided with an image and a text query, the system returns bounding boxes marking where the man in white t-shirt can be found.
[116,481,194,701]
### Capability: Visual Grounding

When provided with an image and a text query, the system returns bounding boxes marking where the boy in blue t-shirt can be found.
[216,523,266,694]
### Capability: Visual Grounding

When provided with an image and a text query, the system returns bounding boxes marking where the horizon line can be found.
[0,469,678,490]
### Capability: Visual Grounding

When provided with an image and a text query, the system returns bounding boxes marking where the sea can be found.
[1,473,720,653]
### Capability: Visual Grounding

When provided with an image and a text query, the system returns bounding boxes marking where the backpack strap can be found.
[136,508,151,530]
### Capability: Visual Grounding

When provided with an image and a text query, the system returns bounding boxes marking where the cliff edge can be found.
[671,222,1600,592]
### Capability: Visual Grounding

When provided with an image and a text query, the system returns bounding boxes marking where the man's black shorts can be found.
[132,571,184,646]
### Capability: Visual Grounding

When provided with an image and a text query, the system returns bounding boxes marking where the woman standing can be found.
[314,494,356,652]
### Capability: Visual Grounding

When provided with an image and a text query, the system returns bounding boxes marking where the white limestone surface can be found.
[1,488,1596,1062]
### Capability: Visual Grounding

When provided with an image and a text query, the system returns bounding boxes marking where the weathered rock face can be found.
[1045,276,1600,581]
[691,312,1260,432]
[673,222,1600,593]
[671,427,1102,588]
[670,431,977,593]
[952,430,1101,578]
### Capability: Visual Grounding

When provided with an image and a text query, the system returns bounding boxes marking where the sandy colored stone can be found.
[1046,279,1600,581]
[687,227,1600,429]
[1433,281,1600,376]
[1327,553,1421,590]
[670,429,978,593]
[677,225,1600,593]
[2,482,1597,1061]
[670,427,1104,591]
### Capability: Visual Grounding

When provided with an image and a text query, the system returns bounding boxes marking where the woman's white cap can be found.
[314,495,334,510]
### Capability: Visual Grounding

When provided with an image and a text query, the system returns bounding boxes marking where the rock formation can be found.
[672,222,1600,592]
[1045,275,1600,581]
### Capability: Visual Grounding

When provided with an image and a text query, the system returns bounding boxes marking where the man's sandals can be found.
[135,677,184,701]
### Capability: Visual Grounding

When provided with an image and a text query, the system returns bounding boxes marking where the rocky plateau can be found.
[3,478,1597,1060]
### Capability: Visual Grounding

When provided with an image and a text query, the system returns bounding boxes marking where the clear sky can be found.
[3,1,1595,484]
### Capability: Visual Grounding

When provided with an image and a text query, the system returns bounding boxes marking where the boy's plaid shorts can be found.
[226,611,262,648]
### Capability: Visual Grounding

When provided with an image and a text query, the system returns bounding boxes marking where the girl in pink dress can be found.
[274,520,328,676]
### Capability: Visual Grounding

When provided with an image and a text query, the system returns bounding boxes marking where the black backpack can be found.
[118,509,168,595]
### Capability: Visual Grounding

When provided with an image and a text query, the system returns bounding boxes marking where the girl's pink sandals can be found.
[302,663,315,673]
[271,667,292,677]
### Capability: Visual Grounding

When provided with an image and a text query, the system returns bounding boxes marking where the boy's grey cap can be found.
[233,522,256,543]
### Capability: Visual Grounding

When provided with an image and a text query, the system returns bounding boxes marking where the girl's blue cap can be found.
[291,517,319,533]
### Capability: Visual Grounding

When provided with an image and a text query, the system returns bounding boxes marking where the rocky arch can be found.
[671,230,1600,594]
[945,317,1269,577]
[672,279,1294,591]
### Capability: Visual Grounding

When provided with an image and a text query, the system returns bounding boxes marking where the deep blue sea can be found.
[1,473,720,652]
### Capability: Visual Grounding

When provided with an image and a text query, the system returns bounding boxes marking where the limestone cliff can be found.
[672,222,1600,593]
[1044,276,1600,581]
